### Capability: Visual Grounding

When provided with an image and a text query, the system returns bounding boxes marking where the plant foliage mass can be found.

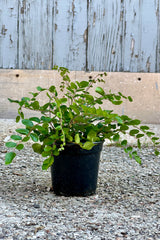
[5,66,160,169]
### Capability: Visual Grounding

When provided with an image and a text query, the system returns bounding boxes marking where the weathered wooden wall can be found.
[0,0,160,72]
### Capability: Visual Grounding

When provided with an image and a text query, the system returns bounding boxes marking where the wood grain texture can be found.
[53,0,87,70]
[19,0,53,69]
[0,0,160,72]
[87,0,122,71]
[123,0,159,72]
[0,0,18,68]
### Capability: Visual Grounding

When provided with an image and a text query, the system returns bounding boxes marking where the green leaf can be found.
[5,142,17,148]
[152,137,159,142]
[8,98,19,103]
[129,129,139,136]
[44,146,52,152]
[29,117,40,123]
[49,85,56,93]
[96,107,104,116]
[42,151,51,157]
[53,149,59,157]
[42,156,54,170]
[95,87,105,96]
[70,82,77,89]
[137,139,141,149]
[85,94,94,102]
[46,92,52,100]
[20,111,24,119]
[124,146,133,153]
[128,96,133,102]
[41,116,51,123]
[10,135,22,141]
[128,119,141,125]
[113,134,120,142]
[22,119,34,127]
[136,134,145,138]
[66,134,73,142]
[32,143,43,154]
[31,101,39,110]
[120,125,129,131]
[114,95,121,101]
[41,103,50,110]
[111,100,123,105]
[29,92,39,97]
[118,92,127,99]
[16,144,24,150]
[5,152,16,164]
[132,151,138,157]
[121,140,127,146]
[79,81,89,88]
[16,116,20,123]
[82,141,95,150]
[87,130,97,142]
[37,86,46,91]
[115,116,123,124]
[135,156,141,164]
[43,138,55,146]
[155,149,160,156]
[75,133,80,144]
[59,97,67,104]
[16,128,29,135]
[22,136,30,142]
[146,131,155,137]
[55,125,61,130]
[140,125,150,131]
[70,104,80,114]
[30,133,39,142]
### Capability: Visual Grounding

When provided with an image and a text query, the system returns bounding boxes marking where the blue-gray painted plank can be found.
[19,0,53,69]
[53,0,87,70]
[123,0,159,72]
[0,0,18,68]
[87,0,123,71]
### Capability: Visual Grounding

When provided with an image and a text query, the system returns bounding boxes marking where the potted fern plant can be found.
[5,66,160,196]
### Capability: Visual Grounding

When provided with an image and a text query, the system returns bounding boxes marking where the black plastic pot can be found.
[51,142,103,197]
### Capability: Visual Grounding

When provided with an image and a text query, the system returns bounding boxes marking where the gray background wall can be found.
[0,0,160,72]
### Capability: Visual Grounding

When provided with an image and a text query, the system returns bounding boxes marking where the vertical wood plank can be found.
[155,0,160,72]
[87,0,123,71]
[123,0,159,72]
[19,0,53,69]
[53,0,87,70]
[0,0,18,68]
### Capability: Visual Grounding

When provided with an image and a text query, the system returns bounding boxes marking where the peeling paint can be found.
[146,57,151,72]
[131,38,135,56]
[9,34,13,44]
[55,24,57,31]
[111,47,116,54]
[155,81,159,90]
[1,25,7,35]
[93,12,96,26]
[83,28,88,43]
[72,0,75,17]
[21,0,26,14]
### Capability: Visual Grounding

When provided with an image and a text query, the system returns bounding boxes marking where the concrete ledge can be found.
[0,70,160,123]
